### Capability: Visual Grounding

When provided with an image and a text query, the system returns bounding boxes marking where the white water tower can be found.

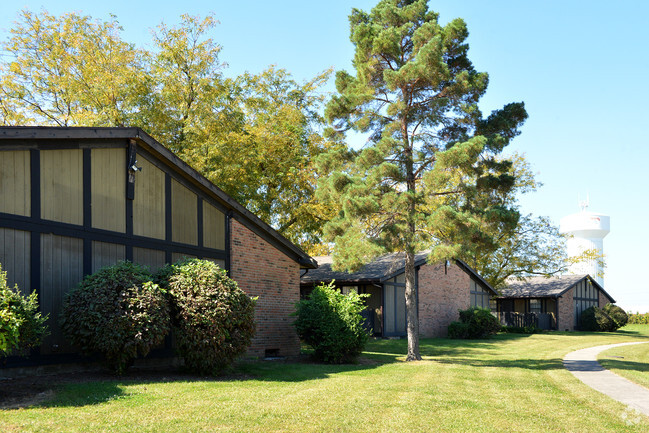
[559,199,609,286]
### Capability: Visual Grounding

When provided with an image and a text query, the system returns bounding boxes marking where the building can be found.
[300,252,497,338]
[496,274,615,331]
[0,126,316,366]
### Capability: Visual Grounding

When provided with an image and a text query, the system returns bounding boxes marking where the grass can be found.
[1,326,649,432]
[599,327,649,389]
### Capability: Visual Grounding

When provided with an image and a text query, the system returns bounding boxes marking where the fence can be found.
[497,312,556,330]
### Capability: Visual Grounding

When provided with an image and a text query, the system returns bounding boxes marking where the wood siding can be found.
[203,202,225,249]
[171,179,198,245]
[40,149,83,225]
[91,148,126,232]
[0,228,30,293]
[172,252,197,263]
[133,156,165,239]
[133,247,166,272]
[0,150,30,216]
[40,234,83,354]
[92,241,126,273]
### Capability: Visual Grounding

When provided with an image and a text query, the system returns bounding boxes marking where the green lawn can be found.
[2,326,649,432]
[599,329,649,390]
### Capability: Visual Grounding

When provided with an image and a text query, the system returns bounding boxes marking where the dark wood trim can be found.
[197,198,204,248]
[83,238,92,276]
[30,231,40,296]
[0,212,227,260]
[225,211,232,273]
[165,173,172,243]
[30,149,40,220]
[83,149,91,229]
[3,126,316,269]
[29,149,41,298]
[126,141,137,200]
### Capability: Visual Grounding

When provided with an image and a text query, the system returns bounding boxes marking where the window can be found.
[470,280,491,309]
[342,286,358,295]
[529,299,542,314]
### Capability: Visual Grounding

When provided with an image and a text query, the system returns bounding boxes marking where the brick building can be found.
[0,126,316,367]
[300,253,497,338]
[496,275,615,331]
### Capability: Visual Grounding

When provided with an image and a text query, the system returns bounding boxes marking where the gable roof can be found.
[302,251,430,284]
[301,252,497,295]
[0,126,317,269]
[500,274,616,303]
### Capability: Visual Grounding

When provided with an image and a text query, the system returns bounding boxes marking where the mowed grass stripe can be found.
[1,326,648,432]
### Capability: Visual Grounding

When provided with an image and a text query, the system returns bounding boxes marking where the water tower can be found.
[559,199,609,286]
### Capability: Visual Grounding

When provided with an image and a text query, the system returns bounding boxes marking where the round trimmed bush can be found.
[449,307,501,339]
[156,259,256,375]
[293,282,369,363]
[578,306,617,332]
[60,261,170,374]
[603,303,628,329]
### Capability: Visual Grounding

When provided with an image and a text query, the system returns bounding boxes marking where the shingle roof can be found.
[301,252,497,295]
[500,274,615,303]
[301,251,430,284]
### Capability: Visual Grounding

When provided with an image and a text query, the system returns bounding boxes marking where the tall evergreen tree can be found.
[320,0,527,360]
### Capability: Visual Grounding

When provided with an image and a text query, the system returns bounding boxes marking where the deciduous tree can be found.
[0,10,150,126]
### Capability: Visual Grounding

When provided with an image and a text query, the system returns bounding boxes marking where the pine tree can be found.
[320,0,527,360]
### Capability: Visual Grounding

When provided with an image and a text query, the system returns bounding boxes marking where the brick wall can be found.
[417,262,470,338]
[557,287,575,331]
[598,288,611,308]
[229,218,300,357]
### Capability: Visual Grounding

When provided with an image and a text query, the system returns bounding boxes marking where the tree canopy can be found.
[0,10,339,253]
[320,0,527,360]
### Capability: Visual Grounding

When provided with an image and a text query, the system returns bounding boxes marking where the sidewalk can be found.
[563,342,649,416]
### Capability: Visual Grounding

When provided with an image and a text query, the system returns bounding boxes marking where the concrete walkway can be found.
[563,342,649,416]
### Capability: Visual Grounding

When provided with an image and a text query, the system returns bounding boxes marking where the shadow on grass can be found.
[10,333,591,409]
[598,359,649,373]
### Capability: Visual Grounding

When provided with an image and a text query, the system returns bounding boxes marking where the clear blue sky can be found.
[2,1,648,312]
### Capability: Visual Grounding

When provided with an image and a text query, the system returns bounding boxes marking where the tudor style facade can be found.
[497,274,615,331]
[0,126,316,367]
[300,252,497,338]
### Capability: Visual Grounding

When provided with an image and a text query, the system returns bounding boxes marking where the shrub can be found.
[293,282,369,363]
[157,259,256,375]
[603,303,628,328]
[0,264,48,356]
[447,321,470,339]
[578,306,617,332]
[448,307,501,339]
[500,325,542,334]
[60,261,170,374]
[628,312,649,325]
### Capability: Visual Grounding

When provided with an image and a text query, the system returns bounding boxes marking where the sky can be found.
[1,1,648,312]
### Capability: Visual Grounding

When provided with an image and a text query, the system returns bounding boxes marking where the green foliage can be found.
[578,306,618,332]
[500,325,542,334]
[293,282,369,363]
[320,0,527,359]
[628,312,649,325]
[60,261,170,374]
[0,9,339,254]
[602,304,629,329]
[157,259,256,375]
[447,321,470,339]
[0,10,150,127]
[449,307,501,339]
[0,264,49,356]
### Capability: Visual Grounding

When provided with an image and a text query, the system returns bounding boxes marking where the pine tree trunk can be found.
[405,248,421,361]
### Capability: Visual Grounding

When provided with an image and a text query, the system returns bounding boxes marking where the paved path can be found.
[563,342,649,416]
